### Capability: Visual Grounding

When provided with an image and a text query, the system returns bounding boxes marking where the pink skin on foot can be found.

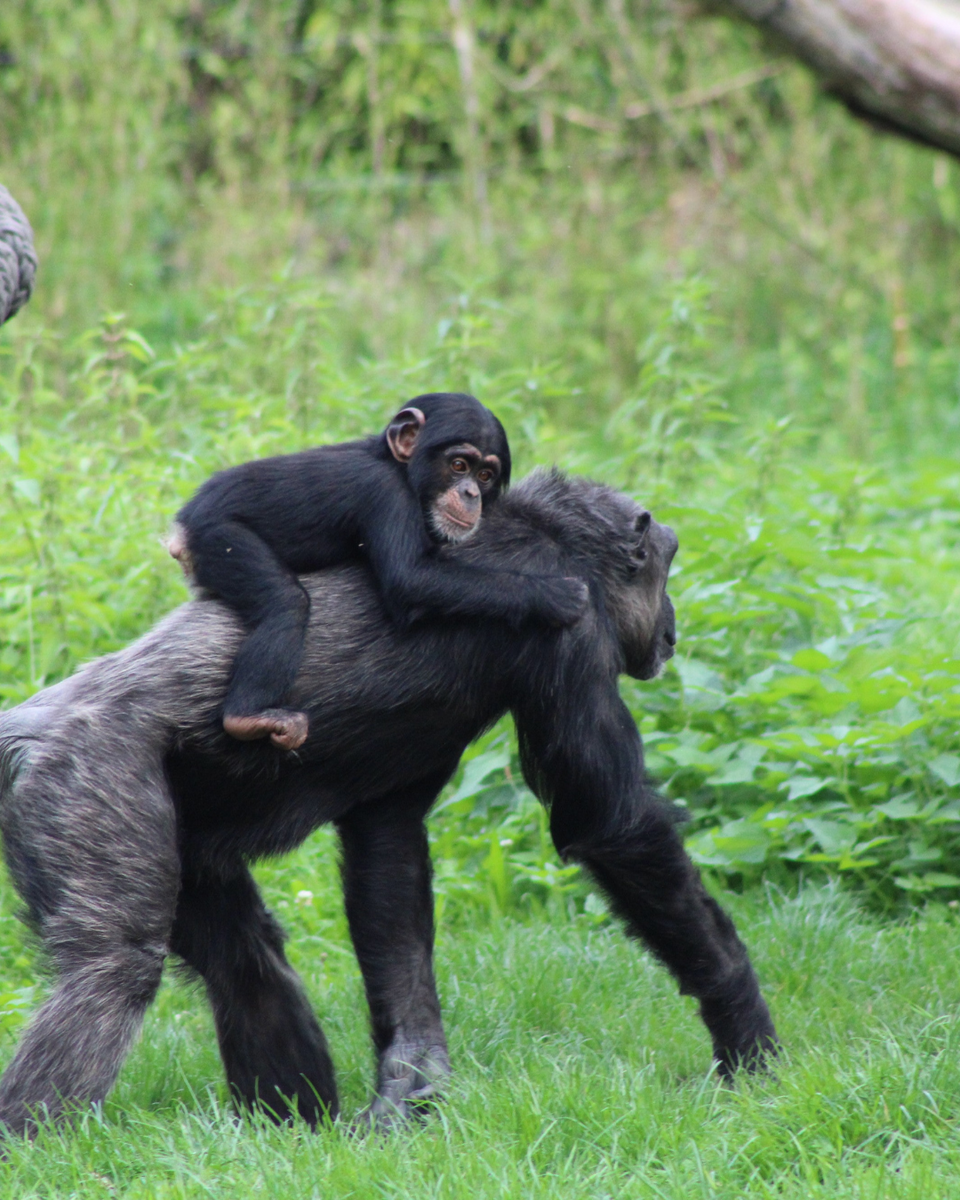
[223,709,309,751]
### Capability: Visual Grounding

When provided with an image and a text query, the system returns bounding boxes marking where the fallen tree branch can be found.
[721,0,960,155]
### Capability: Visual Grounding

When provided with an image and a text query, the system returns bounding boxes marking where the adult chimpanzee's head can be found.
[385,393,511,544]
[608,501,678,679]
[503,471,678,680]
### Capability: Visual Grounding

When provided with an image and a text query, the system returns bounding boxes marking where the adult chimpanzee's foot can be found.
[354,1040,451,1133]
[223,709,309,750]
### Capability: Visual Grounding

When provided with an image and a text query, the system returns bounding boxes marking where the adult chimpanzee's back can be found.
[0,471,776,1137]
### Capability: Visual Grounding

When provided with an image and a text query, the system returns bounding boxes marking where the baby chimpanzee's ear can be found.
[386,407,426,463]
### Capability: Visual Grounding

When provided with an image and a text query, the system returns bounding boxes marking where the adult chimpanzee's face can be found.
[614,509,678,680]
[427,443,502,544]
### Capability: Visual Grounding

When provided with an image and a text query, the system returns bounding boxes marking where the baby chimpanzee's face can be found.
[383,397,510,543]
[427,443,502,543]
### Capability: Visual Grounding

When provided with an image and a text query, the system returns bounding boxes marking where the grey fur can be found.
[0,186,37,325]
[0,470,775,1137]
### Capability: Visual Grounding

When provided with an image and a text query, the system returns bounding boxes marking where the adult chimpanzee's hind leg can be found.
[0,945,170,1138]
[171,864,338,1125]
[336,792,450,1128]
[558,796,778,1077]
[0,754,179,1137]
[186,519,311,750]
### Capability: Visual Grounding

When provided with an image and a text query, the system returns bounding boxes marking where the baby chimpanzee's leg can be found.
[186,520,311,750]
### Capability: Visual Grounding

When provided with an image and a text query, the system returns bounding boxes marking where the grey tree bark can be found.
[0,185,36,325]
[722,0,960,155]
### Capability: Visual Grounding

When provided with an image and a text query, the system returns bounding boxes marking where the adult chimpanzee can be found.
[170,393,588,751]
[0,470,777,1138]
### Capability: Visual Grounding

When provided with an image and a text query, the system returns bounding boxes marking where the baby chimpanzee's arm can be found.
[363,484,588,629]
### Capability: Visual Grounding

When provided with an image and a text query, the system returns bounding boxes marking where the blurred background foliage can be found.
[3,0,960,913]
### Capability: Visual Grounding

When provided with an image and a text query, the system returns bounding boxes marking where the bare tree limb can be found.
[721,0,960,155]
[448,0,489,221]
[554,64,784,132]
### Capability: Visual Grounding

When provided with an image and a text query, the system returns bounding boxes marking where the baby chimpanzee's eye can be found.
[450,457,469,473]
[477,468,494,485]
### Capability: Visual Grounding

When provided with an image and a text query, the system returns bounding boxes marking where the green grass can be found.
[0,874,958,1198]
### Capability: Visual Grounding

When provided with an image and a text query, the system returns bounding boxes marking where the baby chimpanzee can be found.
[170,392,588,750]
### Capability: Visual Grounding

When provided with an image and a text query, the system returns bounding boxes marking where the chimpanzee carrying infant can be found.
[170,392,589,750]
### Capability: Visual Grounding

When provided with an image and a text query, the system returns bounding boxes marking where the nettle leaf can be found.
[12,479,41,506]
[740,666,776,693]
[876,795,921,821]
[123,330,155,361]
[681,579,741,603]
[708,744,766,786]
[709,760,757,786]
[783,775,833,802]
[929,753,960,788]
[927,801,960,825]
[687,819,770,868]
[853,679,910,715]
[895,873,960,893]
[583,893,608,917]
[889,696,923,729]
[674,658,727,711]
[436,745,512,812]
[791,648,833,671]
[803,818,855,855]
[898,839,942,865]
[665,736,734,772]
[922,872,960,889]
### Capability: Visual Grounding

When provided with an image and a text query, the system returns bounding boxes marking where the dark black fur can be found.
[0,471,777,1136]
[175,393,586,734]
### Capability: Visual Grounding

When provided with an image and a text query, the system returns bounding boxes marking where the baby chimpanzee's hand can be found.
[538,576,590,627]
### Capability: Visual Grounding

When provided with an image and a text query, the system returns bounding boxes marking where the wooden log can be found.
[722,0,960,154]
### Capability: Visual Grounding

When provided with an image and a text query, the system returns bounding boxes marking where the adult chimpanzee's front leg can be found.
[171,862,338,1125]
[524,680,778,1079]
[559,795,778,1076]
[336,793,450,1127]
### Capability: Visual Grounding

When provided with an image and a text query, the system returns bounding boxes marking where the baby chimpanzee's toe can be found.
[223,709,309,750]
[269,710,309,750]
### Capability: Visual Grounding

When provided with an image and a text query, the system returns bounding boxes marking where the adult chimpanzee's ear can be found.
[631,510,652,568]
[386,407,426,463]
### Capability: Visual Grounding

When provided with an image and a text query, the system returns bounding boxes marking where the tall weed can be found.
[3,280,960,910]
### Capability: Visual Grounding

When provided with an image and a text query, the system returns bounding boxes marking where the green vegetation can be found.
[3,0,960,1191]
[4,270,960,907]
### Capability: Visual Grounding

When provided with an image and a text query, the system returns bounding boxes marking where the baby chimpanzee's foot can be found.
[223,709,309,750]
